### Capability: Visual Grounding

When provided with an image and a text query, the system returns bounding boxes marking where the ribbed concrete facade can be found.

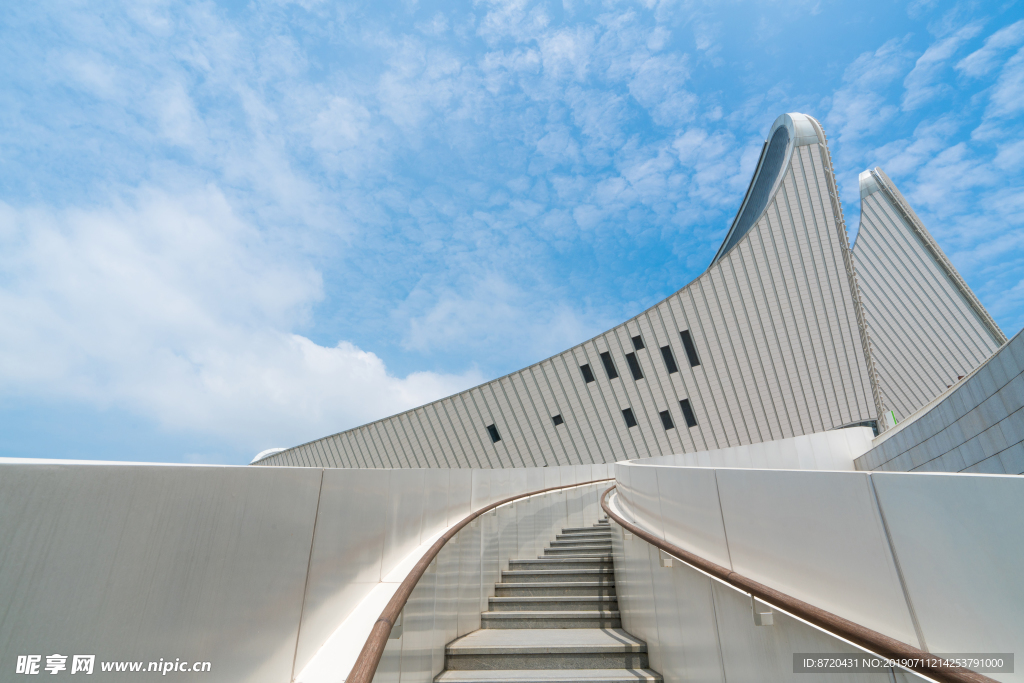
[853,168,1005,423]
[257,113,880,469]
[855,327,1024,474]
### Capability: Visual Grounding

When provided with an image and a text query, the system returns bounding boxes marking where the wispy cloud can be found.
[0,188,482,452]
[956,19,1024,77]
[1,0,1022,461]
[901,21,983,110]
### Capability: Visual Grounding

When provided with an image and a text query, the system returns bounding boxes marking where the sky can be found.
[1,0,1021,465]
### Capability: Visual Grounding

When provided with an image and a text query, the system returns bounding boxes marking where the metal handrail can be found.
[600,485,997,683]
[346,477,614,683]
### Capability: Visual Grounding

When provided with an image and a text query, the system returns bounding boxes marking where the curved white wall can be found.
[0,460,610,682]
[612,459,1024,683]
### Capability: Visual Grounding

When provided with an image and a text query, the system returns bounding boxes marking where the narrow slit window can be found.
[622,407,638,428]
[660,410,674,430]
[580,363,595,383]
[680,330,701,367]
[660,346,678,374]
[625,352,644,380]
[631,335,645,350]
[679,399,698,428]
[600,352,618,380]
[486,424,501,443]
[552,414,564,426]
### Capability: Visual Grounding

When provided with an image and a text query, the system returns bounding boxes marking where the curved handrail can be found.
[600,485,997,683]
[346,477,614,683]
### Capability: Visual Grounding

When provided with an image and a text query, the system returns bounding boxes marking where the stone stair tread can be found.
[435,669,661,683]
[447,628,645,654]
[482,610,620,618]
[513,558,612,565]
[502,569,615,575]
[550,542,611,547]
[497,582,614,588]
[490,596,616,603]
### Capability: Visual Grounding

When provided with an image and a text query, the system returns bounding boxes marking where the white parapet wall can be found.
[635,426,874,471]
[611,458,1024,683]
[0,459,610,682]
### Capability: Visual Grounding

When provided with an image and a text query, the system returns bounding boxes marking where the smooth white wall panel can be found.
[0,464,322,683]
[421,469,450,543]
[381,470,426,578]
[447,469,473,525]
[293,469,390,675]
[711,579,895,683]
[651,466,732,569]
[714,469,919,647]
[872,472,1024,681]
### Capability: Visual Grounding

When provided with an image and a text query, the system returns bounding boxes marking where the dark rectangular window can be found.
[600,352,618,379]
[660,346,678,374]
[631,335,644,350]
[625,352,644,380]
[486,424,501,443]
[679,399,698,428]
[622,407,637,428]
[660,410,674,430]
[680,330,701,367]
[552,414,564,426]
[580,363,595,383]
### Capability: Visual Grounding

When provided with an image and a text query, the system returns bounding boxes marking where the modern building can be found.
[256,112,1009,473]
[853,167,1006,424]
[3,112,1020,683]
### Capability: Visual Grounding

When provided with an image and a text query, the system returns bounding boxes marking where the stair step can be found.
[500,569,615,583]
[510,558,612,570]
[435,668,662,683]
[489,596,618,611]
[548,540,610,548]
[560,527,607,535]
[446,629,647,669]
[551,536,611,545]
[544,546,612,555]
[481,611,622,629]
[495,582,616,597]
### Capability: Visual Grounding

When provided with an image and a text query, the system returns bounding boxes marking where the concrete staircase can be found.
[435,518,662,683]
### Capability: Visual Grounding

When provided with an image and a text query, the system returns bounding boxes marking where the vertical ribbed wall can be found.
[258,115,878,468]
[853,168,1005,423]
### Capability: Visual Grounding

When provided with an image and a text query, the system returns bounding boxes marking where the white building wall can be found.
[258,114,879,469]
[855,326,1024,474]
[853,167,1005,422]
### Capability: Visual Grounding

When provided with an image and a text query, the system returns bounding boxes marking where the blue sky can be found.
[1,0,1022,465]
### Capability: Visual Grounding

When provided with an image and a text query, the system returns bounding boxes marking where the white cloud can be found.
[984,46,1024,120]
[400,273,606,366]
[901,22,983,110]
[0,188,481,452]
[956,19,1024,77]
[628,53,697,127]
[826,38,914,145]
